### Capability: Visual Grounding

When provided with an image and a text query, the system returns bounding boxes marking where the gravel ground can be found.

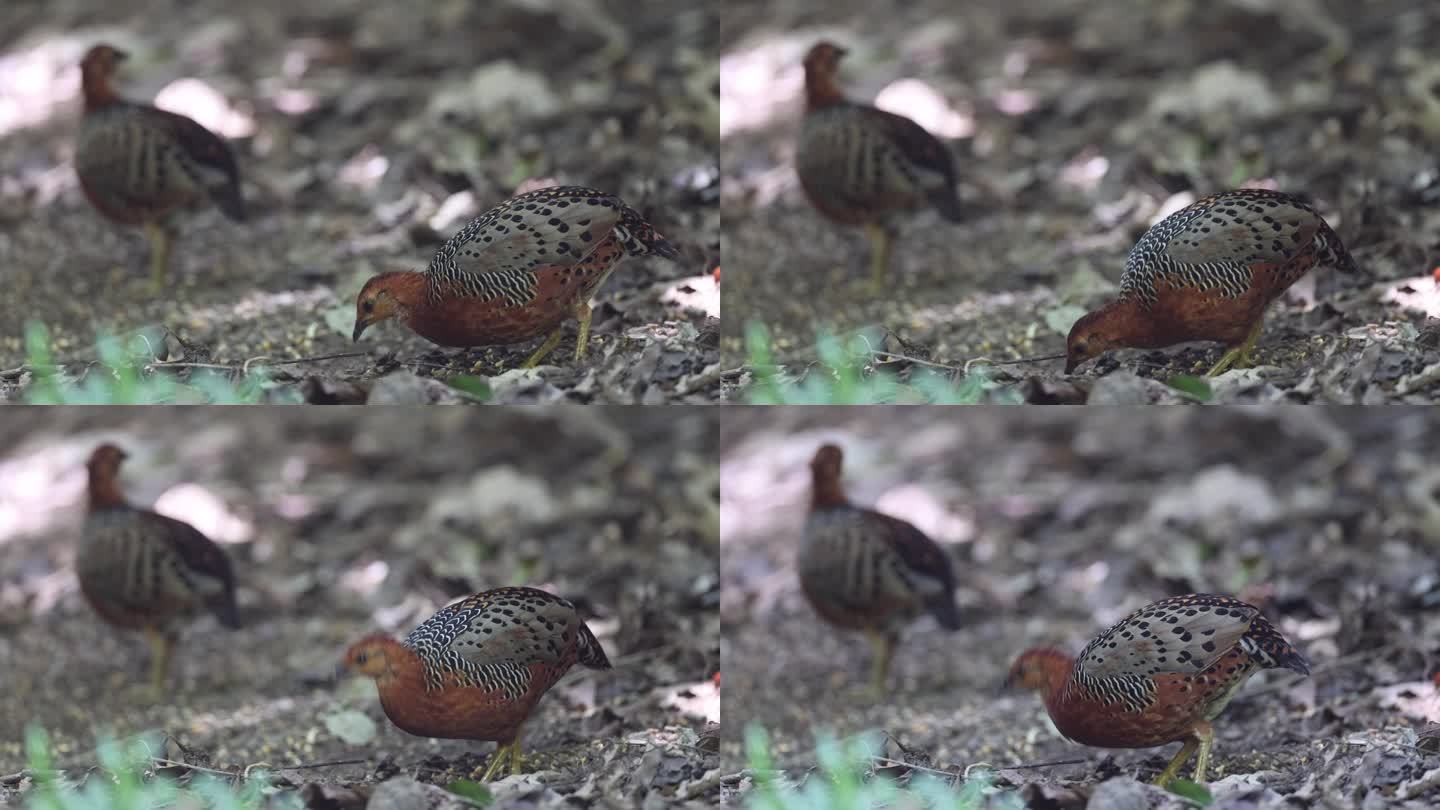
[720,0,1440,403]
[721,406,1440,807]
[0,408,720,807]
[0,0,720,404]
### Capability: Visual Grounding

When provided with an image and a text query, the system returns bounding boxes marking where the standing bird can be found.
[1065,189,1358,376]
[80,444,240,694]
[800,444,961,695]
[75,44,246,289]
[340,586,612,782]
[1005,594,1310,786]
[796,41,964,288]
[351,185,679,368]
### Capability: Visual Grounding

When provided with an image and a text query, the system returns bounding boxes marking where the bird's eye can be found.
[362,300,375,313]
[355,651,369,665]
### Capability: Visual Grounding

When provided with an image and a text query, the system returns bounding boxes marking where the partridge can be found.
[1066,189,1358,376]
[341,586,612,781]
[1006,594,1310,785]
[76,44,246,289]
[796,41,964,287]
[351,186,679,367]
[80,443,240,692]
[800,443,961,694]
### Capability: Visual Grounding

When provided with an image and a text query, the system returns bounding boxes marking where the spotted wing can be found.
[1158,190,1320,267]
[1074,594,1258,680]
[427,186,623,280]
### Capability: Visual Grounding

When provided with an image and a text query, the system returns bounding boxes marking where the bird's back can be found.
[77,101,244,224]
[1119,190,1352,307]
[797,103,960,225]
[404,586,610,702]
[801,504,959,632]
[80,505,238,631]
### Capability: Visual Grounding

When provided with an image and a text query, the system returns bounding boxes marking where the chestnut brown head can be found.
[339,634,407,681]
[86,443,129,478]
[803,41,848,77]
[1064,308,1124,374]
[352,272,423,342]
[1003,648,1073,697]
[79,44,128,106]
[80,44,128,78]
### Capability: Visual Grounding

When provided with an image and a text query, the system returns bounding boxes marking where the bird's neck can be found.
[382,271,430,325]
[372,642,426,693]
[1025,649,1078,704]
[804,71,846,111]
[87,470,128,510]
[82,73,121,112]
[810,473,849,509]
[1089,298,1171,349]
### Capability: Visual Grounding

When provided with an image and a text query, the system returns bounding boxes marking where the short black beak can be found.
[1063,358,1077,374]
[333,663,349,681]
[113,49,129,62]
[352,321,367,343]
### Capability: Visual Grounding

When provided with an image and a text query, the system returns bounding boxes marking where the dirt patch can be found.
[721,407,1440,806]
[0,408,719,806]
[720,0,1440,403]
[0,0,719,403]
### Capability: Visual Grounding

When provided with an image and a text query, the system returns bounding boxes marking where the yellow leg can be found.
[477,734,524,781]
[864,224,892,290]
[1152,721,1213,786]
[521,329,564,368]
[865,630,895,697]
[1190,721,1215,783]
[144,222,171,290]
[572,300,593,362]
[145,629,173,696]
[1206,317,1265,377]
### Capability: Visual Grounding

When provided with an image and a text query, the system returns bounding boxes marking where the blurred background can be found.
[721,406,1440,801]
[0,0,720,403]
[0,408,719,804]
[720,0,1440,401]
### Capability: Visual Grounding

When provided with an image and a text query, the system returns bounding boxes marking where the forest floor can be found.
[0,408,720,808]
[720,407,1440,807]
[720,0,1440,403]
[0,0,720,404]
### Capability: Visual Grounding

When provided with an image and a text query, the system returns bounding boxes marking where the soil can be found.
[720,406,1440,807]
[719,0,1440,403]
[0,408,720,807]
[0,0,720,404]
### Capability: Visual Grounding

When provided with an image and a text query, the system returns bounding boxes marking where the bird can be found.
[1005,593,1310,786]
[80,443,240,694]
[75,44,246,289]
[351,185,679,368]
[1065,189,1358,377]
[800,443,961,695]
[340,586,612,781]
[795,40,964,288]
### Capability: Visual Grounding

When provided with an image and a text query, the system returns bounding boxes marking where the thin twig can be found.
[870,756,961,780]
[869,350,962,373]
[271,758,369,771]
[150,757,244,779]
[145,361,240,372]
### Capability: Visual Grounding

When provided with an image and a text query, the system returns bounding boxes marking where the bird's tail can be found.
[577,620,613,670]
[1317,219,1358,274]
[927,594,963,631]
[1241,615,1310,676]
[928,188,965,223]
[615,207,680,260]
[211,184,246,222]
[207,587,241,629]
